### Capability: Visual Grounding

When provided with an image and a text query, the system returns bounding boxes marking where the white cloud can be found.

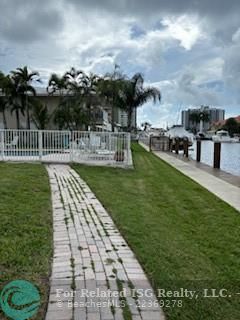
[161,15,204,50]
[232,28,240,43]
[0,0,240,128]
[138,101,177,128]
[223,43,240,102]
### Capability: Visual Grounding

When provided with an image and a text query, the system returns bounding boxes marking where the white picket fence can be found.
[0,130,132,167]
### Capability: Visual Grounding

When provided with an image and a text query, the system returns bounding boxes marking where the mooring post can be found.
[213,142,221,169]
[175,138,179,154]
[183,139,189,157]
[196,140,201,162]
[169,138,172,152]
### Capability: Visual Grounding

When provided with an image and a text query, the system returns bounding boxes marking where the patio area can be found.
[0,130,132,167]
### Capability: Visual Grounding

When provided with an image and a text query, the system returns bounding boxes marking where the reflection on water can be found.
[190,141,240,177]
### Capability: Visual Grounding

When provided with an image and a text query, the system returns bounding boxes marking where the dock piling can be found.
[213,142,221,169]
[183,139,189,158]
[196,140,201,162]
[175,138,180,154]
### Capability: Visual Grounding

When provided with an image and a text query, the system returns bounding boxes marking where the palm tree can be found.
[116,73,161,132]
[141,122,152,131]
[98,65,126,131]
[189,111,199,134]
[47,73,69,129]
[51,68,89,130]
[53,97,89,130]
[199,110,210,133]
[0,72,8,128]
[0,97,8,129]
[2,75,24,130]
[11,66,40,129]
[189,109,210,133]
[80,73,100,130]
[63,68,100,130]
[47,73,67,95]
[31,99,51,130]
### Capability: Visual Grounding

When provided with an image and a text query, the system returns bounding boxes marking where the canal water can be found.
[190,141,240,177]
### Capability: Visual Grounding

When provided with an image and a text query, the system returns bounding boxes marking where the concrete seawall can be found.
[139,142,240,213]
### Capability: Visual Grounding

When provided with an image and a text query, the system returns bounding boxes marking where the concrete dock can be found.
[154,151,240,213]
[139,141,240,213]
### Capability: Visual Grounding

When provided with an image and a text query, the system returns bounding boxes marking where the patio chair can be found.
[95,149,115,155]
[70,138,87,150]
[89,134,101,148]
[68,138,90,159]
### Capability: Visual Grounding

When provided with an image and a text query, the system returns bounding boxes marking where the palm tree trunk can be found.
[26,107,30,129]
[92,108,96,131]
[2,109,7,129]
[127,109,132,132]
[26,95,30,129]
[111,104,115,132]
[16,109,20,130]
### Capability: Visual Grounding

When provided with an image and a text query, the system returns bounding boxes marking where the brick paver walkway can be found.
[46,164,165,320]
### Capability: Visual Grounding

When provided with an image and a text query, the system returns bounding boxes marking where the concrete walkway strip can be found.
[154,151,240,213]
[46,164,165,320]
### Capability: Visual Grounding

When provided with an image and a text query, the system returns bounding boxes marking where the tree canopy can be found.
[0,65,161,132]
[222,118,240,136]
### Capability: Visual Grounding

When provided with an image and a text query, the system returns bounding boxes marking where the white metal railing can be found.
[0,130,132,166]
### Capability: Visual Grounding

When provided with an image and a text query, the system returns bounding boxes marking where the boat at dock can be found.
[212,130,240,143]
[195,132,212,140]
[166,125,194,150]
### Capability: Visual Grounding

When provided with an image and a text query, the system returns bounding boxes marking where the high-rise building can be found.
[181,106,225,132]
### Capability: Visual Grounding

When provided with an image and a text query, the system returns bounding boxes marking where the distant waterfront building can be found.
[181,106,225,132]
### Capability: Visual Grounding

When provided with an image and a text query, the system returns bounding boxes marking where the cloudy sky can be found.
[0,0,240,128]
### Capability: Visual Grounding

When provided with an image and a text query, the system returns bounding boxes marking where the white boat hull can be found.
[212,137,239,143]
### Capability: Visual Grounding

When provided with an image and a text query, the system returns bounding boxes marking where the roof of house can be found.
[214,115,240,126]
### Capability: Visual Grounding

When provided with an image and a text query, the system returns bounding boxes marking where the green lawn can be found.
[73,143,240,320]
[0,163,52,320]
